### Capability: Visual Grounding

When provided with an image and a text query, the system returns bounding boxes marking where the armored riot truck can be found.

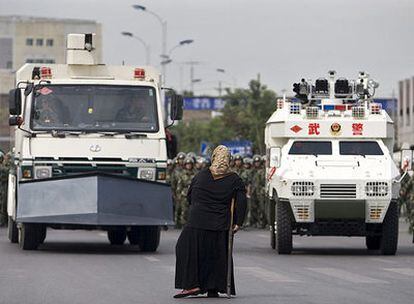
[7,33,183,250]
[265,71,401,255]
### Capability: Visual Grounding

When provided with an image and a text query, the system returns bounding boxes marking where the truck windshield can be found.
[339,141,383,156]
[289,141,332,155]
[31,85,159,132]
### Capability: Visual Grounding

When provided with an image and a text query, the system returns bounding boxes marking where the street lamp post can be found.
[132,4,167,85]
[121,31,151,65]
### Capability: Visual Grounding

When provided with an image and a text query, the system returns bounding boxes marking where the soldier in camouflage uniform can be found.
[232,154,244,176]
[166,159,174,185]
[250,155,267,228]
[175,157,196,228]
[240,157,253,226]
[194,157,205,172]
[171,152,186,200]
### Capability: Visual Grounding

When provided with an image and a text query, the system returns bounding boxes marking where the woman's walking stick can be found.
[227,198,235,298]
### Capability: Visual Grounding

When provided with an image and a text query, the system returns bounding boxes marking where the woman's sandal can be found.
[173,287,201,298]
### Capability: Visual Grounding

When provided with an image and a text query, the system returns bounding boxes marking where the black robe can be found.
[175,169,247,294]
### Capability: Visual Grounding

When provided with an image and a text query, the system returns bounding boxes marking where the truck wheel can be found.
[18,223,41,250]
[269,199,276,249]
[107,229,127,245]
[380,201,399,255]
[7,217,18,243]
[276,201,292,254]
[127,229,140,245]
[38,226,47,244]
[366,236,381,250]
[138,226,161,252]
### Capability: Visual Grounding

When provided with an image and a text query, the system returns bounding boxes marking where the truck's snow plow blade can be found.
[16,173,174,226]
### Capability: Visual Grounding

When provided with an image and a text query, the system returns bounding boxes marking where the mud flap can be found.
[16,173,174,226]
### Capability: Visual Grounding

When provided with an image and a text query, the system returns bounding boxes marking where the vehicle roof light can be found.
[40,66,52,79]
[352,106,366,118]
[276,99,284,110]
[306,106,319,119]
[289,103,301,114]
[134,68,145,80]
[369,103,382,115]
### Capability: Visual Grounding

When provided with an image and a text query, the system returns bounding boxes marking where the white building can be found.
[397,77,414,147]
[0,15,102,151]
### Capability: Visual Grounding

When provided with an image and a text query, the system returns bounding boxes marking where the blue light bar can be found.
[323,105,335,111]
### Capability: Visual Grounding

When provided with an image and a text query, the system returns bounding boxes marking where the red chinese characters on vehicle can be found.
[352,123,363,135]
[308,123,320,135]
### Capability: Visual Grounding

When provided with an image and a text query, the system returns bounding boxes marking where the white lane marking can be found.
[308,268,388,284]
[370,258,397,264]
[143,256,160,262]
[384,268,414,277]
[239,267,299,283]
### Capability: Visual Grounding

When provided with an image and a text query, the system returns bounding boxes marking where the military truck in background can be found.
[265,71,402,255]
[7,33,183,251]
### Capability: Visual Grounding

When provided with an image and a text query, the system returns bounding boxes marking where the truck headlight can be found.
[34,166,52,179]
[138,168,156,181]
[365,182,388,197]
[291,181,314,196]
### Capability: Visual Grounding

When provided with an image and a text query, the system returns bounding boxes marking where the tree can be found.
[171,78,277,155]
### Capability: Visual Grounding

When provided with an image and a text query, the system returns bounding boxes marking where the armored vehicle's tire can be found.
[270,199,276,249]
[276,201,292,254]
[380,201,398,255]
[366,236,381,250]
[138,226,161,252]
[8,217,18,243]
[38,226,47,244]
[107,229,127,245]
[127,229,140,245]
[18,223,41,250]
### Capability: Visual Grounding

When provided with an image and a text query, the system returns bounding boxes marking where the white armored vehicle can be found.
[265,71,401,255]
[7,33,183,250]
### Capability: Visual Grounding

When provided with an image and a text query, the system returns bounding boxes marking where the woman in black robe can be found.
[174,145,247,298]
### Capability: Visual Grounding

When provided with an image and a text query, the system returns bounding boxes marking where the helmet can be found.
[233,154,243,161]
[196,156,205,164]
[243,157,252,165]
[177,152,186,160]
[253,154,262,163]
[167,159,173,166]
[184,157,195,164]
[261,155,267,162]
[187,152,197,160]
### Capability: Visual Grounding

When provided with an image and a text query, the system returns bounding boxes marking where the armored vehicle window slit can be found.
[288,141,332,155]
[339,141,383,156]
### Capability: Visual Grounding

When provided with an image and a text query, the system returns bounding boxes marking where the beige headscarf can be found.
[209,145,231,179]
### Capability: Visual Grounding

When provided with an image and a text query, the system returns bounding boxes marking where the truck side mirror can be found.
[170,94,184,121]
[9,89,22,115]
[9,116,23,126]
[269,147,281,167]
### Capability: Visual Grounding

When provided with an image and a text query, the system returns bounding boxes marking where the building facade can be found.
[397,78,414,147]
[0,15,102,151]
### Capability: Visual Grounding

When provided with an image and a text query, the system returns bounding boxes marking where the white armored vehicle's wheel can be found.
[269,199,276,249]
[365,236,381,250]
[138,226,161,252]
[38,226,47,244]
[276,201,292,254]
[7,217,18,243]
[18,224,41,250]
[380,201,398,255]
[107,229,127,245]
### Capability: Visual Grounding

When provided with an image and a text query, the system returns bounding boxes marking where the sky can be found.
[1,0,413,97]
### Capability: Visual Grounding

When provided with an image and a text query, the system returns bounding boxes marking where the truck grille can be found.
[320,184,356,198]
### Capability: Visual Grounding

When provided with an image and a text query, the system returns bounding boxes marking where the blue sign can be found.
[184,97,226,111]
[221,140,253,157]
[200,141,212,156]
[374,98,397,111]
